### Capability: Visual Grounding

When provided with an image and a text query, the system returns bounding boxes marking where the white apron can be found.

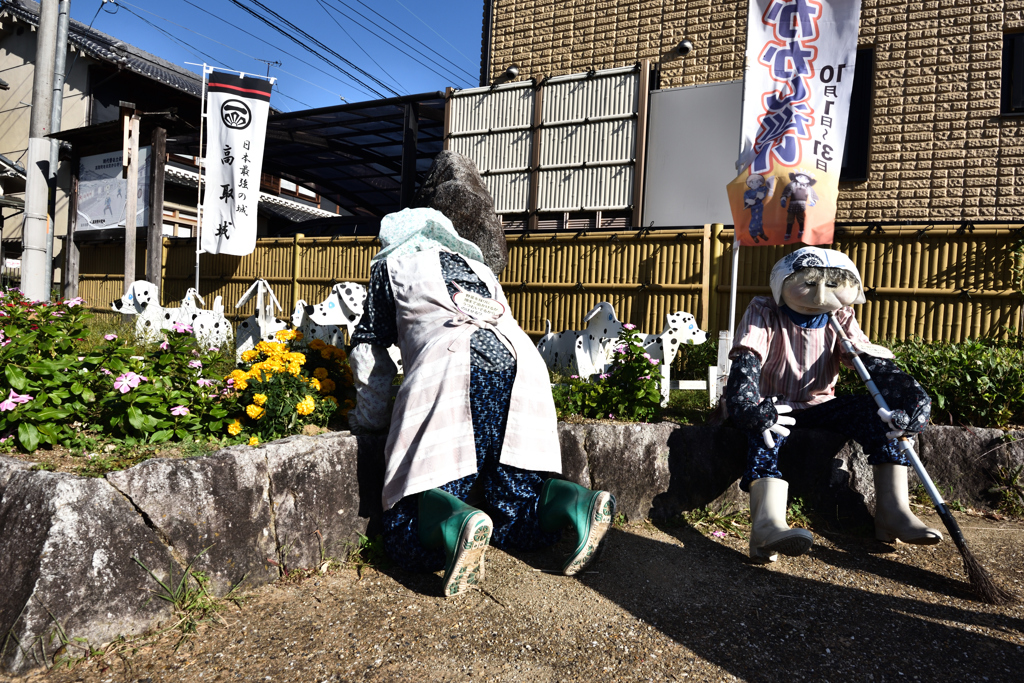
[381,249,561,509]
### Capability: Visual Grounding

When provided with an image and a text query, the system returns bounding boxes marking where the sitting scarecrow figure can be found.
[349,207,615,596]
[726,247,940,562]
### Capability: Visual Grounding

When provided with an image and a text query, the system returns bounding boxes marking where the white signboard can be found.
[200,71,273,256]
[76,146,151,230]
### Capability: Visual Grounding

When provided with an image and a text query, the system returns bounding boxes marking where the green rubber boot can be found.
[418,488,492,597]
[538,479,616,576]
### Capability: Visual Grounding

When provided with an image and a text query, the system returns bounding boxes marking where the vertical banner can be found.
[727,0,861,247]
[201,71,273,255]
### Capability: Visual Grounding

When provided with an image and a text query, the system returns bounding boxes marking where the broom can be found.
[828,313,1015,605]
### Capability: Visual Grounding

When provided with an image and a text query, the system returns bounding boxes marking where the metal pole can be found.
[21,0,59,302]
[194,65,210,293]
[44,0,70,300]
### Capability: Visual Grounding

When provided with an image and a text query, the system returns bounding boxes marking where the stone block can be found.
[0,472,175,674]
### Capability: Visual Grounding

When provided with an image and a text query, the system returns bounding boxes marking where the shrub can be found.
[836,336,1024,428]
[552,325,663,422]
[224,331,355,443]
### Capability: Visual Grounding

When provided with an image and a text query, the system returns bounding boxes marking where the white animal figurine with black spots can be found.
[639,311,708,406]
[306,282,367,341]
[234,279,288,361]
[535,302,625,378]
[291,298,345,348]
[191,296,233,351]
[111,280,164,344]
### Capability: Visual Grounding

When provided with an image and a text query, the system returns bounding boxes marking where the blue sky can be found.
[72,0,486,111]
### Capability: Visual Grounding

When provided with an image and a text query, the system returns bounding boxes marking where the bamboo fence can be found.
[76,224,1024,343]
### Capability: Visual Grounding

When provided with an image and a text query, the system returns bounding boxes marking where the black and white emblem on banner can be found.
[221,99,252,129]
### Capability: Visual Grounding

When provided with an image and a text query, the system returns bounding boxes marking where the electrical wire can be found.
[351,0,476,81]
[229,0,398,99]
[392,0,478,68]
[321,0,474,87]
[314,0,407,95]
[115,3,234,71]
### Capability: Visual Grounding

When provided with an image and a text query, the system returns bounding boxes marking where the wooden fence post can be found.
[708,223,724,333]
[700,224,711,331]
[291,233,304,313]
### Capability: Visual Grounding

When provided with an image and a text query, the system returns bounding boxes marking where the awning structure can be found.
[167,91,447,220]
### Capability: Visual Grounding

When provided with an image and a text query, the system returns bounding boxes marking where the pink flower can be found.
[170,405,189,416]
[712,530,727,538]
[104,334,118,341]
[616,345,626,354]
[648,357,659,365]
[159,341,169,351]
[196,378,215,387]
[100,368,112,376]
[599,373,610,380]
[623,323,636,330]
[188,360,203,369]
[209,347,220,353]
[0,390,32,411]
[569,375,579,380]
[64,297,85,307]
[608,413,615,419]
[226,378,235,386]
[113,371,146,393]
[172,322,193,334]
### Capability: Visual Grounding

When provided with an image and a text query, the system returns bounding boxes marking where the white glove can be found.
[762,401,795,449]
[876,407,905,441]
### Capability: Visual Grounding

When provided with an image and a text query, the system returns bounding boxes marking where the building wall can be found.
[0,16,95,279]
[486,0,1024,223]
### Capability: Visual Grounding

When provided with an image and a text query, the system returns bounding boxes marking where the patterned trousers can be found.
[381,365,561,573]
[741,394,912,491]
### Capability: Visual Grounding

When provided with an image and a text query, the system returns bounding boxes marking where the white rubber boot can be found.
[748,478,814,562]
[873,464,943,545]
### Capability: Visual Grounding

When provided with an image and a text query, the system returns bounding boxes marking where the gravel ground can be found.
[5,511,1024,683]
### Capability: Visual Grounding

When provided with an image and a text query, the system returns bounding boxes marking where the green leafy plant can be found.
[551,325,664,422]
[787,496,812,529]
[989,463,1024,518]
[347,533,388,577]
[683,502,750,539]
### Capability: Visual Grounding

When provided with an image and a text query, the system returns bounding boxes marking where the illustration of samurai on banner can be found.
[726,0,862,247]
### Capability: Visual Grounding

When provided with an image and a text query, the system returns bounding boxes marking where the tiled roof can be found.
[1,0,202,97]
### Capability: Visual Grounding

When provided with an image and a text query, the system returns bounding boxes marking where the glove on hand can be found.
[860,354,931,439]
[726,351,796,448]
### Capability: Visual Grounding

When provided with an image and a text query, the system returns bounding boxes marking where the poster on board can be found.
[726,0,862,247]
[76,147,151,231]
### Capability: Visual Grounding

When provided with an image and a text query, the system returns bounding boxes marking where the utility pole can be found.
[46,0,71,299]
[122,104,141,292]
[21,0,58,302]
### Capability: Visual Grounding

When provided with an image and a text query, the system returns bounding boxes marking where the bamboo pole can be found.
[291,233,304,312]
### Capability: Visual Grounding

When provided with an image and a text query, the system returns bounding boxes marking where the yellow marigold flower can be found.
[309,339,327,350]
[294,331,304,340]
[324,395,338,406]
[275,329,297,342]
[246,404,265,420]
[288,363,302,376]
[319,378,336,394]
[287,353,306,365]
[333,347,348,361]
[296,395,316,416]
[240,349,259,363]
[253,393,267,406]
[249,436,260,446]
[257,340,285,356]
[234,377,248,391]
[313,367,329,380]
[227,419,242,436]
[308,377,321,391]
[320,348,332,360]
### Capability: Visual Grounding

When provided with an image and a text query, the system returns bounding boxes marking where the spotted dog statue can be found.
[535,302,625,378]
[234,279,289,361]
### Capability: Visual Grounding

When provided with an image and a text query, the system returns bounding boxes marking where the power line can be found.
[314,0,407,95]
[392,0,478,68]
[229,0,398,99]
[352,0,476,82]
[114,3,234,72]
[322,0,474,87]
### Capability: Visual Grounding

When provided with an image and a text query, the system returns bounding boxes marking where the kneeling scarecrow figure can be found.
[726,247,940,562]
[349,207,615,596]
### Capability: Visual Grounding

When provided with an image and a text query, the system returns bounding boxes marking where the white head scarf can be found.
[769,247,867,306]
[371,207,485,265]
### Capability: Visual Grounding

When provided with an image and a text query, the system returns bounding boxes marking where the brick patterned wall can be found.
[486,0,1024,223]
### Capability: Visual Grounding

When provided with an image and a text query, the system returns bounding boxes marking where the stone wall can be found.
[2,424,1022,673]
[485,0,1024,223]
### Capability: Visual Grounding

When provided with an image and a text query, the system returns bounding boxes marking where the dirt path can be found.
[6,511,1024,683]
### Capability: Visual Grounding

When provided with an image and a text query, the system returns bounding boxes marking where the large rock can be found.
[917,427,1024,506]
[0,455,32,494]
[0,472,175,674]
[415,150,508,275]
[105,447,278,596]
[266,433,387,571]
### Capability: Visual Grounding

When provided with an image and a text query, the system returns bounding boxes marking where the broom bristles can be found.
[951,534,1017,606]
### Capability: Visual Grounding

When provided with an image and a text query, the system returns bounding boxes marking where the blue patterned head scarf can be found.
[769,247,867,306]
[372,207,485,265]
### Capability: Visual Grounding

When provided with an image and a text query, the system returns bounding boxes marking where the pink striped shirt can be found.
[730,297,892,410]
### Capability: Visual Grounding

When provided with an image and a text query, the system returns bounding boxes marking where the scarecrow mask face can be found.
[781,267,862,315]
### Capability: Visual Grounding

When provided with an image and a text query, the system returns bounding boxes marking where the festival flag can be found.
[726,0,862,247]
[200,71,273,255]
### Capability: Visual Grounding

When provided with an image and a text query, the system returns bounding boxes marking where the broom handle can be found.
[826,314,946,507]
